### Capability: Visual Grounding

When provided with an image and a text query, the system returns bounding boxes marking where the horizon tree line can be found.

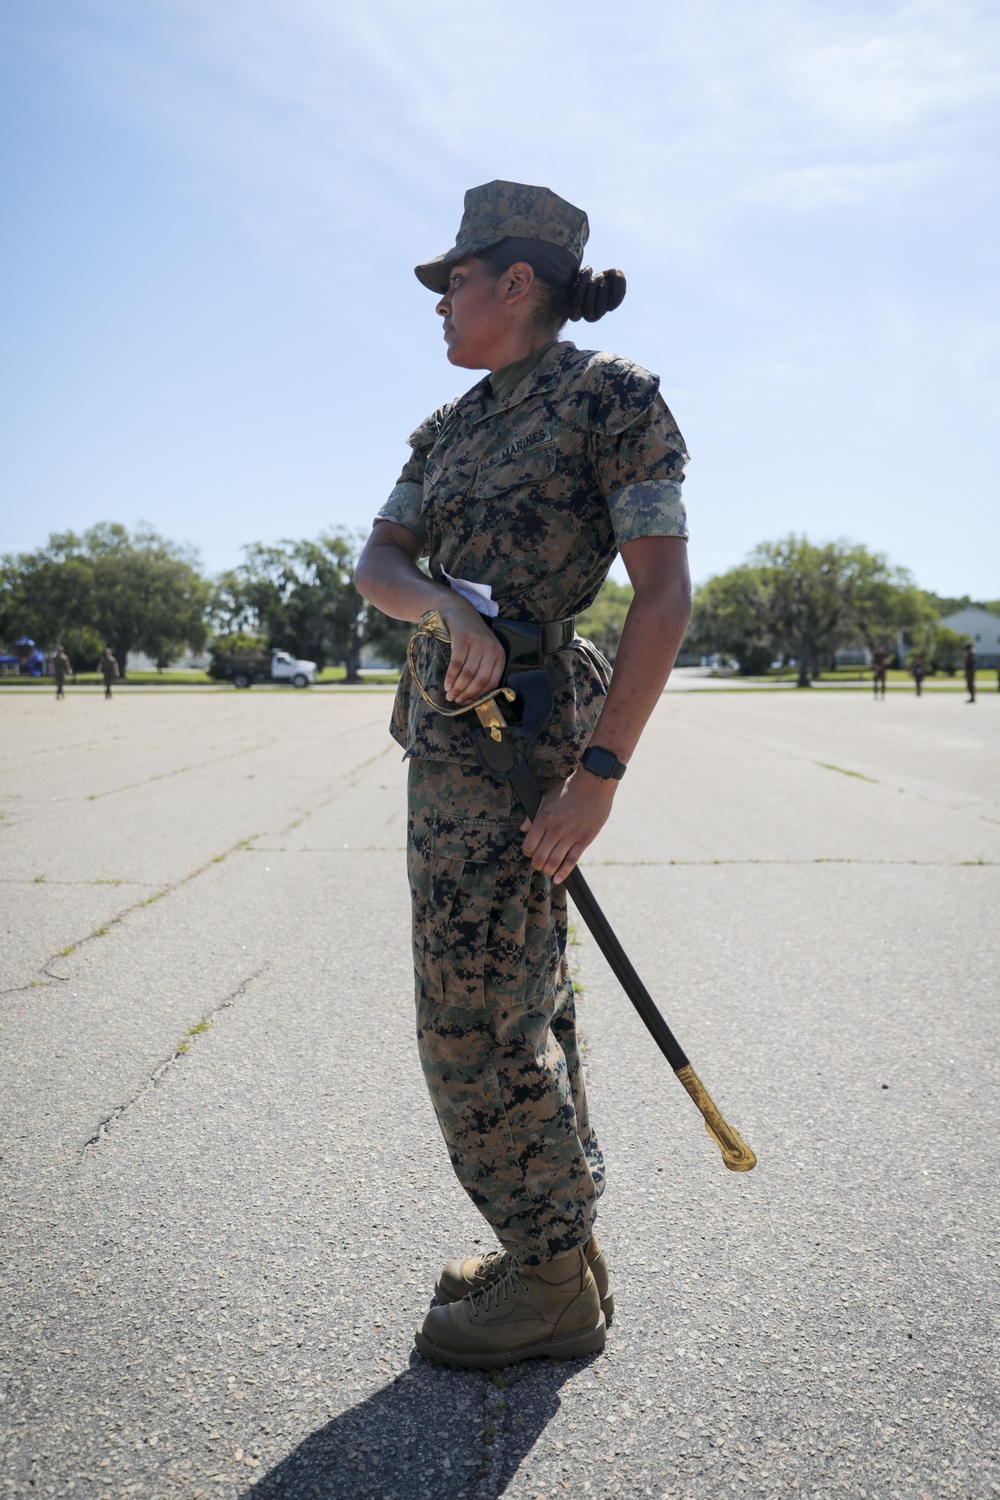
[0,524,408,682]
[1,523,994,683]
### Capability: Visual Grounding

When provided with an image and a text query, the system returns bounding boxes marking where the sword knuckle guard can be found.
[408,611,515,722]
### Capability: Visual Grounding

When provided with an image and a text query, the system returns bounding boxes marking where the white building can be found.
[940,606,1000,669]
[126,650,211,673]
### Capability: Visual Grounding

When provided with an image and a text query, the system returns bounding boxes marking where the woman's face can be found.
[435,258,513,370]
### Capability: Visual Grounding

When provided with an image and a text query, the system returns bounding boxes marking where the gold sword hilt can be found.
[675,1065,757,1171]
[408,610,514,736]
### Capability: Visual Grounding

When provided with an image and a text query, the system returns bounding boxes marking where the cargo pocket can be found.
[420,818,527,1011]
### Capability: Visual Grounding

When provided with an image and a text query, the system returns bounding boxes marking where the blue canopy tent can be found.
[13,637,46,676]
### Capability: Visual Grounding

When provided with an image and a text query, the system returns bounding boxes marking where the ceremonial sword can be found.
[409,611,756,1173]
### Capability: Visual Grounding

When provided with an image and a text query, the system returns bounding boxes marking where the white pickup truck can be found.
[225,649,318,688]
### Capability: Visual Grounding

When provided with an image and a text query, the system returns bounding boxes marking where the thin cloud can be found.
[741,157,938,207]
[13,0,998,249]
[953,322,1000,422]
[789,1,1000,134]
[4,0,997,596]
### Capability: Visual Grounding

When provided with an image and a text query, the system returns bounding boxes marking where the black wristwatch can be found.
[580,745,627,782]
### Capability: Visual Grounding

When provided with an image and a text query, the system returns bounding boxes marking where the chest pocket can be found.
[475,443,557,499]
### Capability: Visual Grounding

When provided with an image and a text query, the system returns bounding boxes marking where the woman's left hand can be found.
[520,770,618,884]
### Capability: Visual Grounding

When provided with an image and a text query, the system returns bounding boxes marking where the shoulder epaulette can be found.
[406,398,459,451]
[573,351,661,437]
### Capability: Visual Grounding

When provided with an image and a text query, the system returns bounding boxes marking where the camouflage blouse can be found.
[376,340,689,775]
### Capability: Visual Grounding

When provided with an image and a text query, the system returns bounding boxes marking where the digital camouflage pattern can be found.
[376,339,689,776]
[408,757,605,1265]
[414,179,590,293]
[381,330,689,1265]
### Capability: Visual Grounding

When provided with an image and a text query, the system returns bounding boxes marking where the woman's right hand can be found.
[353,525,506,704]
[438,596,507,705]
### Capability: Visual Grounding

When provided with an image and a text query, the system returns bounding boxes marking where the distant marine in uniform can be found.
[872,646,889,699]
[52,647,73,700]
[964,641,977,703]
[100,647,119,699]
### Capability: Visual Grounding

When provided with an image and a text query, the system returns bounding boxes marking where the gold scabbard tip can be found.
[675,1064,757,1172]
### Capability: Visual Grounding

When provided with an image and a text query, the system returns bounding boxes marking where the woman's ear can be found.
[500,260,536,306]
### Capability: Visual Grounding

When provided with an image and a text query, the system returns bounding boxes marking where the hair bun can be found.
[569,265,627,322]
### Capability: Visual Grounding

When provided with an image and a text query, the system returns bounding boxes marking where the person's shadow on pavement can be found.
[249,1348,596,1499]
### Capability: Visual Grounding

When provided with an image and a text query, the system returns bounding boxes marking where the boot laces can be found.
[476,1249,511,1281]
[469,1264,528,1318]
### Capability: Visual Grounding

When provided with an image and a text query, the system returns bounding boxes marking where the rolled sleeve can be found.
[592,393,690,545]
[607,478,688,546]
[374,480,428,548]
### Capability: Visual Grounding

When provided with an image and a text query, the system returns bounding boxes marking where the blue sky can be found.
[2,0,998,598]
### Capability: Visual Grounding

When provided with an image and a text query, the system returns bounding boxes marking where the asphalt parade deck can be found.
[2,687,997,1499]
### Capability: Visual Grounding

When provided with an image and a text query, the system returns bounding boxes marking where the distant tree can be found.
[922,592,1000,619]
[751,537,932,686]
[686,537,935,685]
[577,579,633,662]
[1,524,208,675]
[751,537,861,686]
[908,623,968,676]
[932,627,969,675]
[847,566,936,656]
[688,565,775,676]
[0,533,95,659]
[83,524,209,677]
[206,631,269,680]
[216,530,409,681]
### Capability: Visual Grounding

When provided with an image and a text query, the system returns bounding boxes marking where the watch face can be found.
[584,746,618,778]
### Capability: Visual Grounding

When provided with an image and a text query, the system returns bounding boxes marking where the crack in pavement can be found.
[474,1368,516,1497]
[0,876,157,887]
[0,740,280,814]
[678,711,1000,827]
[79,967,269,1158]
[251,844,407,854]
[587,857,997,867]
[814,760,878,783]
[2,719,390,832]
[344,743,396,785]
[0,834,260,1002]
[0,745,395,1005]
[253,746,398,847]
[80,738,280,802]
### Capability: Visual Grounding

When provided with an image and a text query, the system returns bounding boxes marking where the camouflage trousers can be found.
[407,758,605,1267]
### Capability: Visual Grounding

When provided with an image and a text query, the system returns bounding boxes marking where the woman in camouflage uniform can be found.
[355,181,692,1368]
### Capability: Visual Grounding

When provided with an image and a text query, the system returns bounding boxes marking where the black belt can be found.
[492,615,576,667]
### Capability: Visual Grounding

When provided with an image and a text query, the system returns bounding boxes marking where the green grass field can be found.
[0,667,401,688]
[728,665,985,690]
[3,664,992,693]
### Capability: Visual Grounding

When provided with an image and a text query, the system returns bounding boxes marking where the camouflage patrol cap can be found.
[415,180,589,293]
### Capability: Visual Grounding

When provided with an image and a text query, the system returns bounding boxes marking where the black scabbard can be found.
[471,689,756,1172]
[493,757,689,1075]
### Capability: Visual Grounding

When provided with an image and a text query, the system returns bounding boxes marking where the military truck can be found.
[224,649,318,688]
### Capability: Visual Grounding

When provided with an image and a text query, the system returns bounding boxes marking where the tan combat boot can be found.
[415,1246,606,1369]
[435,1234,614,1319]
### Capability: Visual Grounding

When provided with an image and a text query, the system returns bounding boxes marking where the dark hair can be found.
[478,237,627,329]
